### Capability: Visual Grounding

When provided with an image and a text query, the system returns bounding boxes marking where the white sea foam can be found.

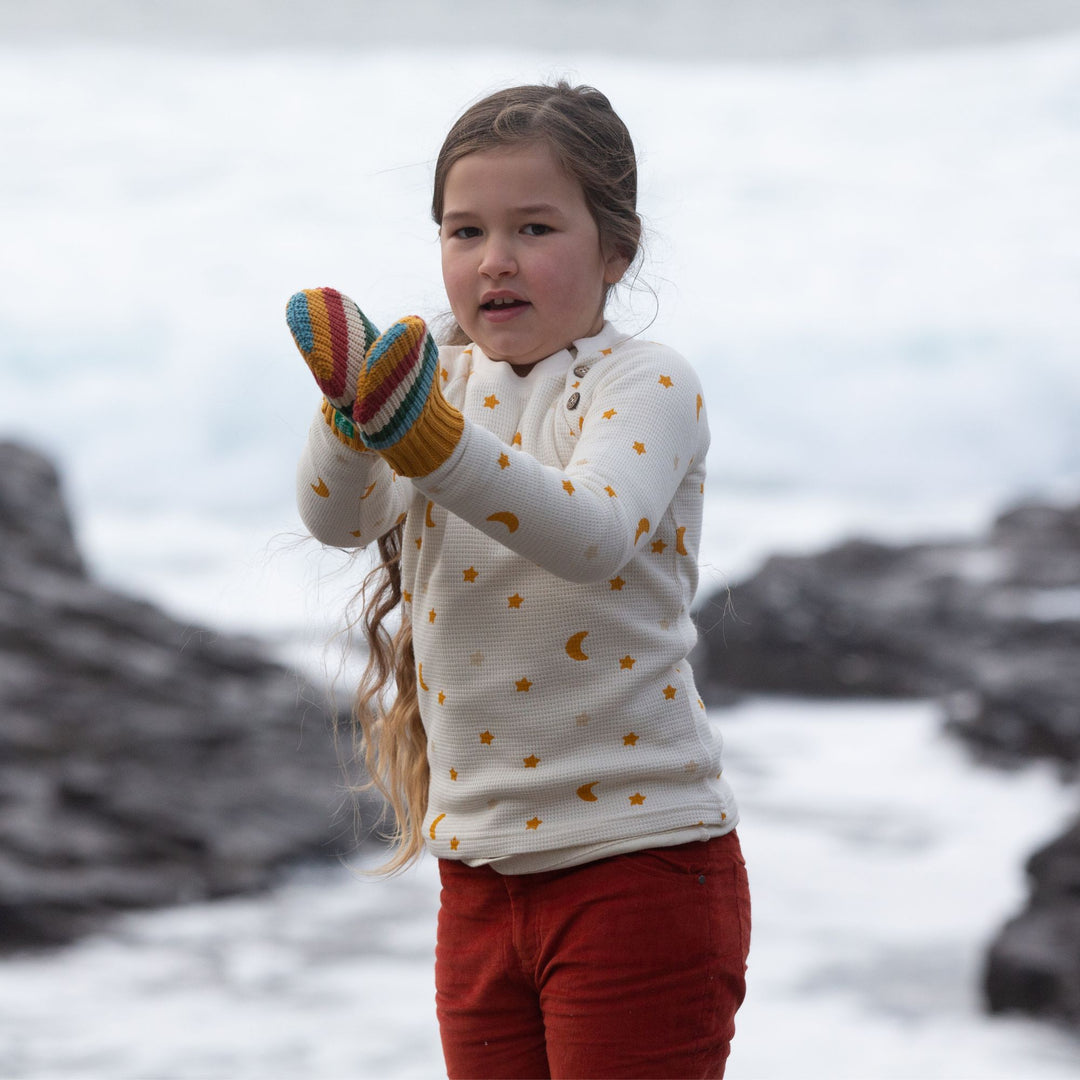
[2,33,1078,637]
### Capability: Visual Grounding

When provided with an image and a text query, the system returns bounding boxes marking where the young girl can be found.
[290,82,750,1080]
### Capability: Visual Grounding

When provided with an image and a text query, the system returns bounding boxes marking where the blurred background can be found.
[1,1,1079,1077]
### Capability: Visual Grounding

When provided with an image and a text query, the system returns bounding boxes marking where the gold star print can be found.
[562,479,575,495]
[629,793,646,806]
[438,690,447,705]
[604,485,617,497]
[523,755,540,768]
[620,655,636,670]
[526,817,542,830]
[498,453,510,469]
[480,731,494,745]
[507,594,524,609]
[450,837,460,851]
[449,768,458,781]
[484,394,499,409]
[633,441,646,455]
[609,576,625,591]
[575,712,591,726]
[663,685,677,700]
[658,374,674,388]
[698,698,705,710]
[685,762,698,774]
[512,431,522,446]
[601,347,613,355]
[623,732,639,746]
[440,366,449,380]
[696,394,703,420]
[602,408,617,420]
[463,567,478,582]
[402,590,412,603]
[428,609,437,623]
[516,677,533,692]
[651,538,667,554]
[415,537,423,550]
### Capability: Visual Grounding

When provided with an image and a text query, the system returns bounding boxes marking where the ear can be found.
[603,247,632,286]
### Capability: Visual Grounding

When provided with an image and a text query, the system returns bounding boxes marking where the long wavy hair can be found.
[354,82,641,873]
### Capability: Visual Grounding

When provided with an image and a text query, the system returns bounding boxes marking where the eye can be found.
[522,223,552,237]
[452,226,482,240]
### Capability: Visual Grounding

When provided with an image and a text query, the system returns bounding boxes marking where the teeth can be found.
[489,297,518,307]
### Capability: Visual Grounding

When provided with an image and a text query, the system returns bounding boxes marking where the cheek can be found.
[553,258,608,313]
[441,254,468,310]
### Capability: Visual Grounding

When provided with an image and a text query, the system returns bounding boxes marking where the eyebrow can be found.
[441,203,564,226]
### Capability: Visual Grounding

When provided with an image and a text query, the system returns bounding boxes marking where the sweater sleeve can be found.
[295,407,410,548]
[411,347,708,583]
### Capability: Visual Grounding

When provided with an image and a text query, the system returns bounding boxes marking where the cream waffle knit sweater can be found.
[297,322,738,872]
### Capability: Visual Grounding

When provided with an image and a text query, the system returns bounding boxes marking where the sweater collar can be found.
[469,322,628,383]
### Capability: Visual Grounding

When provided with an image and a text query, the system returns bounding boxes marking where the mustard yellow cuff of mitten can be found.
[320,398,369,453]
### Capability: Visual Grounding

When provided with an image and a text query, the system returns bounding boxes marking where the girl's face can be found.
[439,142,629,371]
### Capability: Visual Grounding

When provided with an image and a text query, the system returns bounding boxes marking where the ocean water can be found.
[0,700,1078,1078]
[2,21,1080,1079]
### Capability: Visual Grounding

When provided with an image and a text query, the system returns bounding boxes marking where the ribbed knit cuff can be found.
[320,398,369,453]
[376,385,464,477]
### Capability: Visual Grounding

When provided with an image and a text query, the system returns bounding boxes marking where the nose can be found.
[478,236,516,279]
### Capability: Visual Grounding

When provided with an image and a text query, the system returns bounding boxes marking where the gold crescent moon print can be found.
[486,511,520,533]
[565,631,590,661]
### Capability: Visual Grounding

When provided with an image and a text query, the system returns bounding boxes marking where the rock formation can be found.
[0,440,378,949]
[694,498,1080,1024]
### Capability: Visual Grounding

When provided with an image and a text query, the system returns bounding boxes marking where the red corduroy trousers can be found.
[435,831,750,1079]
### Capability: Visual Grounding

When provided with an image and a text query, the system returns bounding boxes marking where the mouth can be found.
[481,296,530,312]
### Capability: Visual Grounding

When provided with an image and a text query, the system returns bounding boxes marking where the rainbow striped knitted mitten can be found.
[354,315,464,477]
[287,288,463,476]
[287,287,380,452]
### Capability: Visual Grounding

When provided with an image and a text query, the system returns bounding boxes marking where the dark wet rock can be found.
[693,496,1080,1026]
[694,500,1080,763]
[984,818,1080,1023]
[0,440,378,950]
